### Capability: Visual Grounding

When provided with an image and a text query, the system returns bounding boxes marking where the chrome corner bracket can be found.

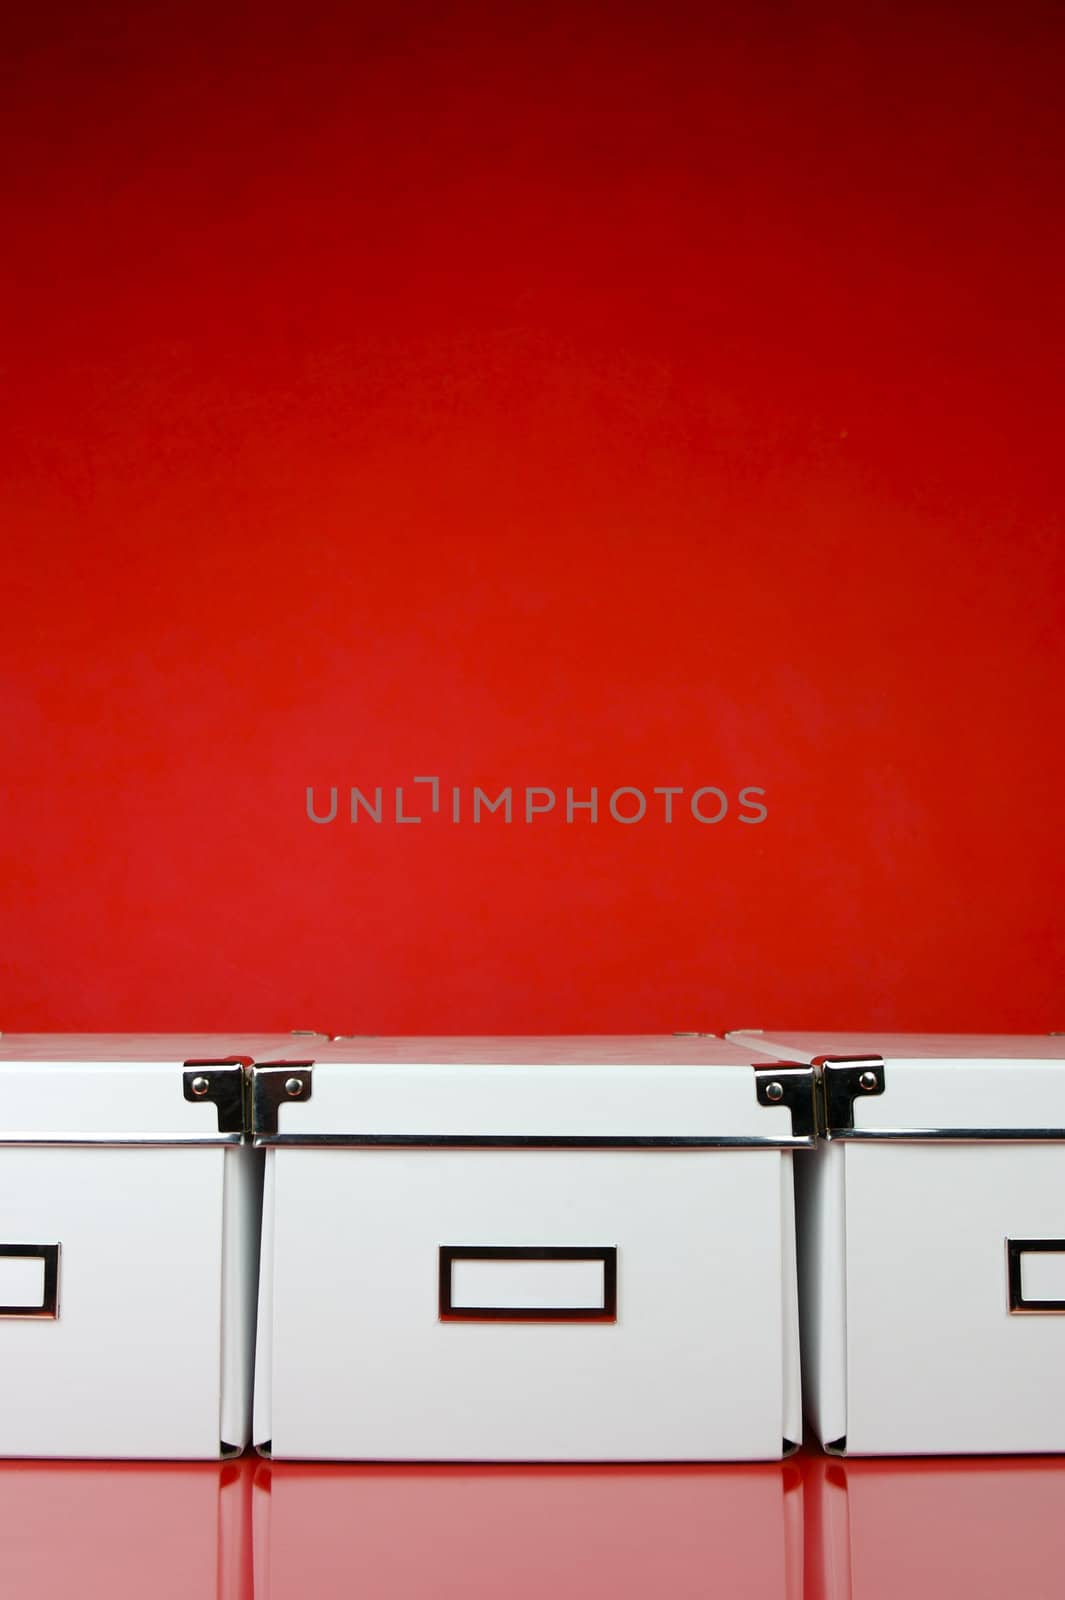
[251,1062,314,1141]
[753,1064,818,1142]
[815,1056,886,1136]
[182,1059,251,1135]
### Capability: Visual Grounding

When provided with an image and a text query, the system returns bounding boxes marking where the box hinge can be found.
[250,1062,314,1141]
[753,1063,819,1141]
[814,1055,885,1136]
[182,1059,252,1135]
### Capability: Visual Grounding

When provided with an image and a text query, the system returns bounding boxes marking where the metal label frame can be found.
[0,1243,60,1319]
[1007,1238,1065,1314]
[439,1245,618,1322]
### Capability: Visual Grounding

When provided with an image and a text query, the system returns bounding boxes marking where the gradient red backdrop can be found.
[2,0,1062,1033]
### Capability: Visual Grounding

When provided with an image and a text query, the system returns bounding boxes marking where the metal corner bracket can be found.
[251,1063,314,1141]
[753,1063,818,1142]
[814,1056,886,1136]
[182,1059,252,1135]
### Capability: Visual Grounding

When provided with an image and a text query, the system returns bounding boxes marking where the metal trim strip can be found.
[0,1134,244,1147]
[252,1132,814,1149]
[828,1128,1065,1143]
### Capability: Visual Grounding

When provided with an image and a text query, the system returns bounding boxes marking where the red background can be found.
[2,0,1062,1034]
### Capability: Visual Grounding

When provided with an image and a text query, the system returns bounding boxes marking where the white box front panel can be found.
[845,1143,1065,1453]
[0,1147,226,1457]
[263,1147,790,1460]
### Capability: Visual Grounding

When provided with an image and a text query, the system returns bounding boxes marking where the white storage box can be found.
[728,1031,1065,1455]
[250,1035,816,1461]
[0,1033,286,1458]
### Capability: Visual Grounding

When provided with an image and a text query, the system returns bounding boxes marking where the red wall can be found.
[2,1,1062,1034]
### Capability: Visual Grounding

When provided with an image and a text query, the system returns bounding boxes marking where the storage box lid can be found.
[726,1031,1065,1139]
[248,1035,817,1147]
[0,1034,325,1143]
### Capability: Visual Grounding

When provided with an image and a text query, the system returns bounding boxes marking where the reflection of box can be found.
[806,1453,1065,1600]
[251,1036,815,1460]
[0,1034,277,1457]
[254,1457,805,1599]
[0,1459,251,1598]
[728,1031,1065,1454]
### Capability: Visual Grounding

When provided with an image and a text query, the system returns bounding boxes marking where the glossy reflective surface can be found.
[3,1449,1063,1597]
[804,1453,1065,1600]
[0,1460,251,1600]
[257,1459,805,1599]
